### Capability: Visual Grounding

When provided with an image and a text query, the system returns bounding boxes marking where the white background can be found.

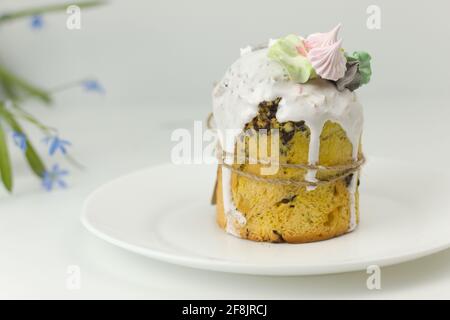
[0,0,449,299]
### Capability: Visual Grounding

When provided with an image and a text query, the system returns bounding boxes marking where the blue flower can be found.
[12,131,27,152]
[81,80,105,94]
[43,136,71,156]
[30,15,44,29]
[42,164,69,191]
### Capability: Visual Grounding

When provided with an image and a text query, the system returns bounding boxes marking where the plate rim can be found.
[81,161,450,276]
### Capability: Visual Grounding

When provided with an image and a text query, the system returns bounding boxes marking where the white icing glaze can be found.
[221,153,246,237]
[348,171,359,231]
[212,48,363,235]
[240,45,252,56]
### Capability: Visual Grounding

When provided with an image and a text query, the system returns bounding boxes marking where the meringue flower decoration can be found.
[304,24,342,50]
[268,34,316,83]
[345,51,372,85]
[336,60,361,91]
[336,52,372,91]
[336,51,372,91]
[267,24,372,90]
[307,39,347,81]
[306,25,347,81]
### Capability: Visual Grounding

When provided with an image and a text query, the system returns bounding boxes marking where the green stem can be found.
[0,104,46,178]
[0,64,51,104]
[0,120,13,191]
[0,1,107,24]
[9,102,58,135]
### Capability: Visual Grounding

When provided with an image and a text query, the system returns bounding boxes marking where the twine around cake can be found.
[206,112,365,188]
[219,150,365,188]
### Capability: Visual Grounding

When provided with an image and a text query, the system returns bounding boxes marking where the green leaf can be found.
[10,102,56,134]
[23,137,46,178]
[0,108,46,178]
[0,77,20,100]
[268,34,316,83]
[345,51,372,85]
[0,122,13,191]
[0,65,51,104]
[0,1,107,24]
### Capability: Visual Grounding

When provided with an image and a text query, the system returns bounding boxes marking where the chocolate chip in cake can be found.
[294,120,307,132]
[245,98,283,132]
[345,174,354,187]
[278,195,297,204]
[280,129,295,145]
[272,230,284,242]
[268,105,278,118]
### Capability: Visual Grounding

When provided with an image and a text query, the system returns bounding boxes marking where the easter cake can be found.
[212,24,371,243]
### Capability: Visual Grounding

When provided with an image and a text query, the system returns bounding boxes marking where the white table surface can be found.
[0,94,449,299]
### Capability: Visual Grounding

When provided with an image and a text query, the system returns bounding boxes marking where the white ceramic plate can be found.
[81,157,450,276]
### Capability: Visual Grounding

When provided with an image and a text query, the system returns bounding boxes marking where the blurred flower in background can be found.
[30,15,44,30]
[0,1,106,193]
[41,164,69,191]
[12,131,27,152]
[43,136,72,156]
[82,79,105,94]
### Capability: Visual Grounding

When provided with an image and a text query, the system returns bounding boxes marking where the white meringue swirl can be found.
[306,25,347,81]
[305,24,341,49]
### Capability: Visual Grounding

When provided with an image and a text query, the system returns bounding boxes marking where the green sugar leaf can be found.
[268,35,316,83]
[345,51,372,85]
